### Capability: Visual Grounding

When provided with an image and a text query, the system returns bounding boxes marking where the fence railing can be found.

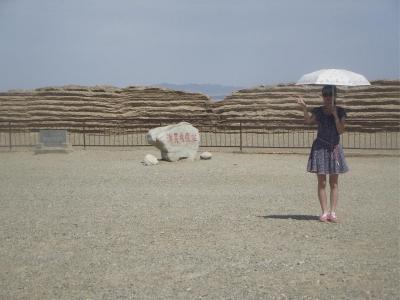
[0,119,399,151]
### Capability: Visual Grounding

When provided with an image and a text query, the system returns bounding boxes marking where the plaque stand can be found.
[34,130,73,154]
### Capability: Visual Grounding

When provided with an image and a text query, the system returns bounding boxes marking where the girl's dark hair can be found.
[321,85,337,97]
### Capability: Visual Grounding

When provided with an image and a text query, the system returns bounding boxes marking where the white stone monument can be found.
[146,122,200,162]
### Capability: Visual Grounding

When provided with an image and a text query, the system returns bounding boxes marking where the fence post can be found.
[83,122,86,150]
[239,122,243,152]
[8,121,12,151]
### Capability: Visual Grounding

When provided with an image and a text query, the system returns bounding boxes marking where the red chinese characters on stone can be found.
[167,132,199,144]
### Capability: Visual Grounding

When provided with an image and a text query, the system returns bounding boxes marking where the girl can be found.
[296,85,348,222]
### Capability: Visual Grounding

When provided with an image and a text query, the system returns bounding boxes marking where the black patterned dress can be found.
[307,106,349,174]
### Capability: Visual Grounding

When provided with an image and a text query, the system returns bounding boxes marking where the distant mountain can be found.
[152,83,243,101]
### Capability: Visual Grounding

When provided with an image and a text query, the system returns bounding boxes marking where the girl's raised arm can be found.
[296,96,316,125]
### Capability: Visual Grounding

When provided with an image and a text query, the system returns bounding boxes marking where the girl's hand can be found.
[296,96,307,110]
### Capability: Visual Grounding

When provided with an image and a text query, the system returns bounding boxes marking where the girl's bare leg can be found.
[329,174,339,212]
[317,174,328,213]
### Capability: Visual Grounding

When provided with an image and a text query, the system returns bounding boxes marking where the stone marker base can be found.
[161,150,197,162]
[34,143,73,154]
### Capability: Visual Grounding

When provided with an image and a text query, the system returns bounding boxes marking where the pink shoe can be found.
[319,213,329,222]
[328,212,338,223]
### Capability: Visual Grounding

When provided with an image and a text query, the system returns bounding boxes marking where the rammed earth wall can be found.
[0,80,399,132]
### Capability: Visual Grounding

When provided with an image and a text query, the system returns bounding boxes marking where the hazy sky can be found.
[0,0,398,90]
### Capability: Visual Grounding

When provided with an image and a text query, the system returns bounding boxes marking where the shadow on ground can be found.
[259,214,319,221]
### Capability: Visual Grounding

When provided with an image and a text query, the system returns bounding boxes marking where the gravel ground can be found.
[0,149,399,300]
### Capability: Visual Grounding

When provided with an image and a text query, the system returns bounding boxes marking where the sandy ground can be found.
[0,148,399,299]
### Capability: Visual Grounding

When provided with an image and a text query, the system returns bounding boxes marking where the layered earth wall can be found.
[213,80,399,132]
[0,80,398,132]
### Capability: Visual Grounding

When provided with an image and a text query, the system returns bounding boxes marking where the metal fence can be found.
[0,119,399,151]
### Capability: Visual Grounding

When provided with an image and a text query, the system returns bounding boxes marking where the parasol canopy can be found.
[296,69,371,86]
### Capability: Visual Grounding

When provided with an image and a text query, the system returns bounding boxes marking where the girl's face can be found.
[322,94,334,106]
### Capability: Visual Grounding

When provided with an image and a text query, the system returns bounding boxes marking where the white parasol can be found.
[295,69,371,87]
